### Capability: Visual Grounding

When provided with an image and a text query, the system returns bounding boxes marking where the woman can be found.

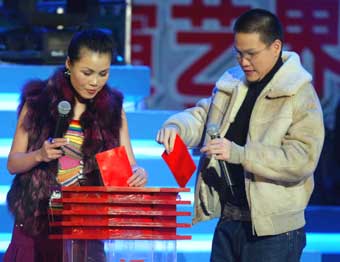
[4,29,147,261]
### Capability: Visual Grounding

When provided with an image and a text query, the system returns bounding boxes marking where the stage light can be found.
[56,7,64,14]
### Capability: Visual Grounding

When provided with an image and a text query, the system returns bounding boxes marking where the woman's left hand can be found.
[127,166,148,187]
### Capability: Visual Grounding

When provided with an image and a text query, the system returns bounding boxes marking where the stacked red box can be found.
[48,186,192,240]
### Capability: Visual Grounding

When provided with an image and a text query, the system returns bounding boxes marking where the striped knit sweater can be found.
[57,119,84,186]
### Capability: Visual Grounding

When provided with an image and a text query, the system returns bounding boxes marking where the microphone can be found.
[206,124,236,197]
[53,100,71,138]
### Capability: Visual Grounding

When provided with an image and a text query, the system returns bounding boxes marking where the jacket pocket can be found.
[250,179,312,216]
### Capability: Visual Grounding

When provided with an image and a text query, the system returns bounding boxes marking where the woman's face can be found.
[66,48,111,100]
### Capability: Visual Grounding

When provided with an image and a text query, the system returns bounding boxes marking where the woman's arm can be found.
[119,109,147,187]
[7,103,68,174]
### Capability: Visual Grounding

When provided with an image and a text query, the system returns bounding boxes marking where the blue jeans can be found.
[210,220,306,262]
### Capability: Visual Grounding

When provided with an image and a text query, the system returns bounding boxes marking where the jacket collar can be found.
[215,51,312,98]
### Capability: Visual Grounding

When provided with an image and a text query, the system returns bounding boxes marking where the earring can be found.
[64,68,71,77]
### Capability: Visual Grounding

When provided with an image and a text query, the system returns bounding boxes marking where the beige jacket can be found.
[163,51,325,236]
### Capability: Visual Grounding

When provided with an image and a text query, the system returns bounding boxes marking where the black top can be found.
[223,56,283,208]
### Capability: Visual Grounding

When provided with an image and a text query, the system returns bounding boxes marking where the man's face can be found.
[234,32,281,82]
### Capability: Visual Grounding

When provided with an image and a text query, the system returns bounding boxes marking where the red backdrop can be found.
[131,0,340,129]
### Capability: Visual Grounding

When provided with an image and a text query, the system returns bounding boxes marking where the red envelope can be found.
[95,146,132,186]
[162,134,196,187]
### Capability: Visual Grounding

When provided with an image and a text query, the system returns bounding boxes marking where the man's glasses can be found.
[233,45,269,62]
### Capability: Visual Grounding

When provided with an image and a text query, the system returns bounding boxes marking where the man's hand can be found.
[156,126,179,153]
[200,137,231,161]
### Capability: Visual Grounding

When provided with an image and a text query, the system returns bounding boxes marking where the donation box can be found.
[49,186,192,262]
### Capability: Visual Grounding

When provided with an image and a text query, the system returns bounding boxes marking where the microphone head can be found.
[58,100,71,116]
[207,124,219,138]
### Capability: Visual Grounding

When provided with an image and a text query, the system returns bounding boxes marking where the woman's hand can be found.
[37,138,69,162]
[127,166,148,187]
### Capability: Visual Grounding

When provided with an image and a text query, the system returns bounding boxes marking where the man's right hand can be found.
[156,126,179,154]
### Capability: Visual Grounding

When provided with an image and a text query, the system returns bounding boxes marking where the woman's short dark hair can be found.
[233,8,283,45]
[67,29,114,63]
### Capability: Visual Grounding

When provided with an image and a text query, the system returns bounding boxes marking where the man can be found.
[156,8,324,262]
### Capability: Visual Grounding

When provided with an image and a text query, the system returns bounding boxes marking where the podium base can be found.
[62,239,177,262]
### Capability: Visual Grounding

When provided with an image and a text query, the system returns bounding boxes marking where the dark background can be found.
[0,0,127,64]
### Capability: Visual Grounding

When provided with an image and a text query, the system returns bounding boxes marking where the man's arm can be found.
[156,97,212,152]
[230,84,325,183]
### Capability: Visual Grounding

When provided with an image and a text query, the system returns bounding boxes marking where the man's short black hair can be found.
[233,8,283,45]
